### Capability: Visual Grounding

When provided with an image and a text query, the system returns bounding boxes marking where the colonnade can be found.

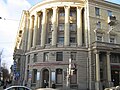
[23,6,84,50]
[95,51,112,90]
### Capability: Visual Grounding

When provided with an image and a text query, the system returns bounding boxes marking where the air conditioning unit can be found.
[108,15,116,26]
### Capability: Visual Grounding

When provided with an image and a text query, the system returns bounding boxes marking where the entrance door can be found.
[111,70,119,86]
[42,69,49,87]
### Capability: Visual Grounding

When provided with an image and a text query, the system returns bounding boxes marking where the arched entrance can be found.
[42,69,49,87]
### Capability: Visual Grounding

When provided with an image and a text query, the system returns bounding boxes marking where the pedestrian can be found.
[44,80,46,88]
[46,81,48,88]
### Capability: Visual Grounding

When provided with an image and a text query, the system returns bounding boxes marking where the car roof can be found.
[4,86,31,90]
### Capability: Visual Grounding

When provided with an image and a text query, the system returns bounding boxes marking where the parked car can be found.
[4,86,32,90]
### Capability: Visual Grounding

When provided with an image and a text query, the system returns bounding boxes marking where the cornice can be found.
[88,0,120,10]
[29,0,86,13]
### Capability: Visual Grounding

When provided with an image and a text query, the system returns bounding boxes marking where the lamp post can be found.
[66,58,76,90]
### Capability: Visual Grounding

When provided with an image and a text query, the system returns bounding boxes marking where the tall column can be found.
[37,12,41,45]
[52,7,58,47]
[24,11,30,51]
[21,11,27,50]
[107,52,112,87]
[41,9,47,47]
[27,15,34,50]
[95,51,100,90]
[64,6,70,46]
[32,12,38,48]
[77,7,82,46]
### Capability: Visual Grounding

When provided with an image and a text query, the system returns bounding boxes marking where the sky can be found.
[0,0,119,72]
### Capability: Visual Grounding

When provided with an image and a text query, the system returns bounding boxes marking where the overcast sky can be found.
[0,0,119,72]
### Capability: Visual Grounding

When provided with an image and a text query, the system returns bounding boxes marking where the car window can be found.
[18,87,29,90]
[7,87,17,90]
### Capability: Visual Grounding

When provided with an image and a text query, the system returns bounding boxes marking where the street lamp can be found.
[66,58,76,90]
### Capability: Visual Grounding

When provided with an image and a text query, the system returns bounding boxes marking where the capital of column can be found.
[64,5,70,10]
[37,11,41,16]
[77,6,83,11]
[31,15,35,19]
[24,10,30,17]
[107,51,111,55]
[94,50,100,54]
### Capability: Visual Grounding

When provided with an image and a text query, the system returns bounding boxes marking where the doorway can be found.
[42,69,49,87]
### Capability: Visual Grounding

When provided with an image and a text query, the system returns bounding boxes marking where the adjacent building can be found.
[13,0,120,90]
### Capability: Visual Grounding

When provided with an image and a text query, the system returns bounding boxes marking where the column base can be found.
[107,81,113,88]
[95,82,102,90]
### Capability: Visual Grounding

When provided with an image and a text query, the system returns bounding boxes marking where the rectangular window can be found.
[71,52,76,60]
[33,54,37,62]
[59,23,64,31]
[70,23,76,31]
[28,55,30,64]
[49,24,53,31]
[56,52,63,61]
[44,52,49,62]
[110,36,115,43]
[95,7,100,16]
[108,10,112,16]
[58,37,64,44]
[70,12,76,17]
[70,37,76,43]
[48,38,52,44]
[96,21,101,29]
[59,12,65,16]
[32,69,37,83]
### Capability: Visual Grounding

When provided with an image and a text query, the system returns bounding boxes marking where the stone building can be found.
[13,0,120,90]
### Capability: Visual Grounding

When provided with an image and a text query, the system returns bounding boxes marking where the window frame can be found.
[95,7,100,16]
[56,52,63,61]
